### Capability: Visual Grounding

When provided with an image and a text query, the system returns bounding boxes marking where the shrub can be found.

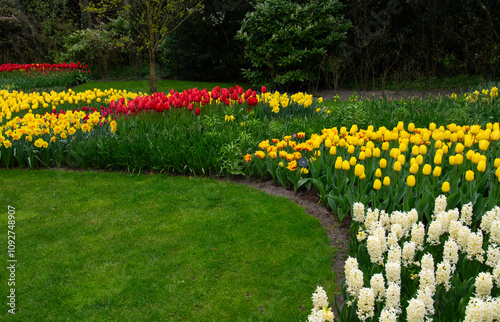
[236,0,351,91]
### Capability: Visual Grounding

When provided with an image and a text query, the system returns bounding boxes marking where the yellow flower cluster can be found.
[259,91,318,113]
[0,110,111,149]
[0,88,141,121]
[250,121,500,189]
[462,86,499,103]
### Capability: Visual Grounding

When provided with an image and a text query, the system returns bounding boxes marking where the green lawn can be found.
[1,169,336,320]
[74,80,251,94]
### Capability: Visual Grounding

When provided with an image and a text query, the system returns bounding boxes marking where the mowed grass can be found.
[73,80,250,94]
[0,169,336,320]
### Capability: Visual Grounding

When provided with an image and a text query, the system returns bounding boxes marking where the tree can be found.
[124,0,202,93]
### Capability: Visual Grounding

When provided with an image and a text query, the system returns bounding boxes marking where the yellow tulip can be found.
[472,152,482,164]
[466,150,475,160]
[383,176,390,186]
[477,160,486,172]
[398,154,405,165]
[373,148,381,158]
[411,145,420,156]
[416,155,424,165]
[442,181,450,193]
[375,168,382,178]
[365,148,372,158]
[329,146,336,155]
[449,155,456,166]
[479,140,490,151]
[342,160,350,171]
[466,170,474,181]
[407,175,416,187]
[495,158,500,168]
[382,142,389,151]
[429,122,436,131]
[455,143,464,154]
[324,138,332,148]
[379,158,387,169]
[410,163,419,174]
[422,164,432,175]
[348,144,355,154]
[393,161,402,172]
[419,145,427,155]
[350,156,357,166]
[359,151,366,161]
[455,154,464,165]
[335,157,343,169]
[408,123,415,132]
[373,179,382,190]
[355,164,365,177]
[433,166,442,177]
[435,140,443,149]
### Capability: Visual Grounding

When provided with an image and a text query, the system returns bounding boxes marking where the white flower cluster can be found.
[307,286,334,322]
[341,195,500,322]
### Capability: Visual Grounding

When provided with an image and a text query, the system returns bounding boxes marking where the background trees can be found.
[0,0,498,90]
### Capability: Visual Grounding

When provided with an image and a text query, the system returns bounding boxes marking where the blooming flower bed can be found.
[320,195,500,321]
[245,121,500,222]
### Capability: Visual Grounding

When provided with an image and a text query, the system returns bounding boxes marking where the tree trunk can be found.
[149,49,157,93]
[146,0,157,93]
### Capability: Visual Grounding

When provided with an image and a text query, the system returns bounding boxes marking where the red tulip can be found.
[194,108,201,116]
[261,86,267,93]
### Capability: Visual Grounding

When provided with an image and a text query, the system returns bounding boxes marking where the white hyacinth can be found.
[427,220,443,245]
[460,202,473,226]
[457,225,471,251]
[419,268,436,296]
[474,272,493,299]
[370,273,385,302]
[391,223,404,240]
[436,260,452,291]
[347,268,364,298]
[416,285,435,317]
[486,244,500,268]
[365,208,379,233]
[384,282,401,313]
[494,261,500,287]
[421,253,435,271]
[386,261,401,285]
[448,220,462,242]
[464,297,491,321]
[379,210,391,232]
[356,287,375,321]
[402,241,416,267]
[372,224,387,254]
[480,206,500,233]
[352,202,365,223]
[311,286,329,311]
[466,230,485,262]
[379,307,398,322]
[490,220,500,245]
[411,222,425,251]
[406,298,426,322]
[367,235,384,265]
[387,244,402,264]
[433,194,447,217]
[387,231,399,249]
[443,239,459,269]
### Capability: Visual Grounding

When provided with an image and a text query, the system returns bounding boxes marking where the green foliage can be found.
[236,0,351,91]
[57,16,133,79]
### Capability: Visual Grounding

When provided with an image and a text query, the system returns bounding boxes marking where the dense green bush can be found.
[56,16,135,79]
[236,0,351,91]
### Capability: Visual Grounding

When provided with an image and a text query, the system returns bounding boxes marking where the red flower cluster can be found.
[0,62,89,73]
[101,86,260,117]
